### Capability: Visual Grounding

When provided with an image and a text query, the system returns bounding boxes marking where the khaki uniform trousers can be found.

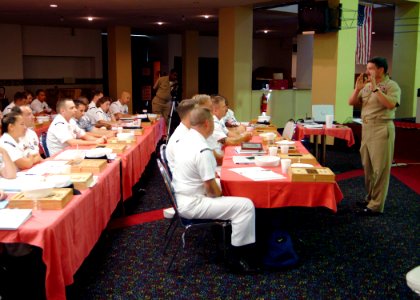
[360,120,395,212]
[152,96,171,123]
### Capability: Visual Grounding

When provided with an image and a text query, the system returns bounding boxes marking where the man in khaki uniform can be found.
[348,57,401,215]
[152,69,178,123]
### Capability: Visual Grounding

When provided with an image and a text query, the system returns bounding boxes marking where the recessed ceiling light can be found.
[203,15,210,19]
[157,22,163,26]
[87,17,93,21]
[50,4,58,8]
[264,30,268,34]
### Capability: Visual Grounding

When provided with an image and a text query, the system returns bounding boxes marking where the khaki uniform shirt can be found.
[154,76,172,103]
[358,75,401,121]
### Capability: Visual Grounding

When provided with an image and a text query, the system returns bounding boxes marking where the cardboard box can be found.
[279,153,318,165]
[69,173,94,190]
[69,159,107,174]
[9,188,73,210]
[289,167,335,183]
[107,137,136,144]
[99,144,127,154]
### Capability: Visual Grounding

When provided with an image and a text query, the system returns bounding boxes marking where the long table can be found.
[220,138,343,212]
[0,119,166,299]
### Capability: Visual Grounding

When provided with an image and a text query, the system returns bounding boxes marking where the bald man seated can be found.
[109,91,131,120]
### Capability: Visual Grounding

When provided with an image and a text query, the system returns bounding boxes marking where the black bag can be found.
[263,230,299,269]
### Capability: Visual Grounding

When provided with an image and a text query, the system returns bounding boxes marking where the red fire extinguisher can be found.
[260,92,268,114]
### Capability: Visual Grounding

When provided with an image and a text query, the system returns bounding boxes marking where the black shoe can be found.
[358,207,383,216]
[356,200,369,208]
[227,258,259,275]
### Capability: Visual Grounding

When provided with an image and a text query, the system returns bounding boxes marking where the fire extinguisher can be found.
[260,92,268,114]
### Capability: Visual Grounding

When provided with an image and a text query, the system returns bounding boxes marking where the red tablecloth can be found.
[0,160,121,300]
[120,118,166,200]
[220,140,343,212]
[295,124,355,147]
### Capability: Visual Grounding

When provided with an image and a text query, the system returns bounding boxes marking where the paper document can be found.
[0,209,32,230]
[0,200,8,209]
[54,150,86,160]
[303,124,324,129]
[229,167,285,181]
[25,161,70,175]
[232,156,258,164]
[234,147,266,155]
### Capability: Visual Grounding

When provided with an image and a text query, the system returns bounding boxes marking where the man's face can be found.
[121,92,131,105]
[100,101,111,112]
[74,104,86,120]
[366,63,383,79]
[21,107,34,127]
[213,100,227,120]
[61,100,77,121]
[38,92,46,102]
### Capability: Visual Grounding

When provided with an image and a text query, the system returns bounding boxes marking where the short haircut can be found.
[56,99,73,112]
[2,111,22,133]
[14,92,25,102]
[192,94,211,106]
[23,90,34,98]
[190,107,212,127]
[368,57,388,74]
[74,99,87,109]
[35,89,45,97]
[211,95,226,106]
[96,96,112,108]
[77,96,89,105]
[91,90,103,100]
[11,106,22,114]
[177,99,197,119]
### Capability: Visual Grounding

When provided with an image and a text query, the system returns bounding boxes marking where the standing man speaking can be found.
[152,69,178,123]
[348,57,401,215]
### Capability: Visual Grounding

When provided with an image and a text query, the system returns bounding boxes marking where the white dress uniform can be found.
[19,128,40,156]
[2,102,15,116]
[30,99,52,114]
[0,132,25,163]
[172,129,255,247]
[109,100,128,115]
[95,108,112,122]
[46,114,86,156]
[206,115,227,152]
[166,122,189,173]
[86,101,98,124]
[223,109,239,126]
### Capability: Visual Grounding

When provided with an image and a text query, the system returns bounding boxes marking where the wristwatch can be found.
[373,88,379,93]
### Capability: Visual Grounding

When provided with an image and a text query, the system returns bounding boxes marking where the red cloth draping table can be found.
[220,139,343,212]
[295,124,355,147]
[34,122,51,137]
[120,118,166,200]
[0,160,121,300]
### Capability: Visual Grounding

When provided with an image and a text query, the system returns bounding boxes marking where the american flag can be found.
[356,4,373,65]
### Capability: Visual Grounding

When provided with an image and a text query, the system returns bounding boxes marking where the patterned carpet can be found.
[66,148,420,299]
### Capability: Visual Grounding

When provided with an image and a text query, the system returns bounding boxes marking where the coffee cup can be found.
[281,158,291,174]
[280,145,289,154]
[268,146,278,156]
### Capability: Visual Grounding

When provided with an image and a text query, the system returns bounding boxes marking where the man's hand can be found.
[355,73,365,90]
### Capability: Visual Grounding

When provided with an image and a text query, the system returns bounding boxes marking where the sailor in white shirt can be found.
[86,90,103,124]
[13,105,41,156]
[46,99,106,156]
[0,111,42,170]
[30,89,52,114]
[2,92,26,116]
[166,99,196,173]
[109,91,130,120]
[172,107,256,273]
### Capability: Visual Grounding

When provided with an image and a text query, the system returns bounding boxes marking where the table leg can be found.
[321,135,326,165]
[314,135,319,161]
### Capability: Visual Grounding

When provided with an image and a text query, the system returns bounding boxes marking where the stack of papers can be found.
[0,209,32,230]
[229,167,285,181]
[234,147,266,155]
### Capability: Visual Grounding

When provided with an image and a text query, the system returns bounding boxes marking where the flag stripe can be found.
[356,5,372,65]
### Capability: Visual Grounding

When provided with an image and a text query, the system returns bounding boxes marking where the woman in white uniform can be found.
[95,97,115,128]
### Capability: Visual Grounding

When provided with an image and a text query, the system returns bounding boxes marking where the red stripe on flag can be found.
[356,5,373,65]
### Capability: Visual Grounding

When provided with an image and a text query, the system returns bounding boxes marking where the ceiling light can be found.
[157,22,163,26]
[50,4,58,8]
[87,17,93,22]
[264,30,268,34]
[203,15,210,19]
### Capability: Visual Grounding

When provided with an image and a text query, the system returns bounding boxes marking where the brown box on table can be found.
[98,144,127,154]
[69,173,94,190]
[68,159,107,174]
[9,188,74,210]
[122,128,143,136]
[279,153,318,165]
[107,137,136,144]
[289,167,335,183]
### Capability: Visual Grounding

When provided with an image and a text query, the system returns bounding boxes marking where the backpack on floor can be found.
[263,230,299,269]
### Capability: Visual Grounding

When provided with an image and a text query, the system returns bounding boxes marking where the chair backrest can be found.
[157,158,177,209]
[282,119,296,140]
[159,143,172,178]
[39,132,50,158]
